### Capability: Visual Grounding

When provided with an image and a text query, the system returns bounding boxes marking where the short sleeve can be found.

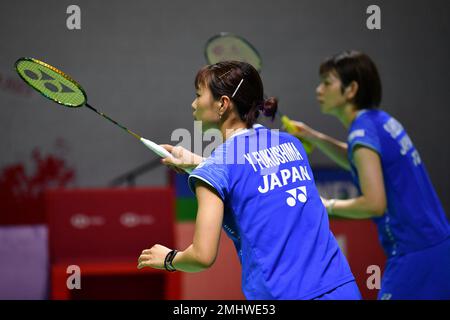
[187,147,229,201]
[348,116,381,156]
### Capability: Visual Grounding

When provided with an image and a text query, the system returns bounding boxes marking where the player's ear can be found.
[219,95,231,112]
[345,81,359,101]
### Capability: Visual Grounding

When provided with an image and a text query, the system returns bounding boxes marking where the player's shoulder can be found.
[356,108,392,124]
[239,123,292,143]
[348,110,383,144]
[229,124,300,148]
[350,109,389,133]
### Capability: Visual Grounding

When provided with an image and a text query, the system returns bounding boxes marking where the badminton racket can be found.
[204,33,314,154]
[205,32,262,72]
[15,57,192,172]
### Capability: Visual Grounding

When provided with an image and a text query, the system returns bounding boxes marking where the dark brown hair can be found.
[320,51,382,110]
[195,61,278,127]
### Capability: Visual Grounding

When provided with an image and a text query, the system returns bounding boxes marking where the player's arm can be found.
[172,181,223,272]
[171,181,223,272]
[137,181,223,272]
[286,120,350,170]
[323,146,387,219]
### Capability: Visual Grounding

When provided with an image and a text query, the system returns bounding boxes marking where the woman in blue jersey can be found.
[137,61,361,300]
[286,51,450,300]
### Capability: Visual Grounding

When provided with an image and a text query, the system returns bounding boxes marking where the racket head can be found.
[204,32,262,72]
[15,57,87,107]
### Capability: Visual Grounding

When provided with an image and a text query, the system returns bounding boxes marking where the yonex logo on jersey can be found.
[285,186,307,207]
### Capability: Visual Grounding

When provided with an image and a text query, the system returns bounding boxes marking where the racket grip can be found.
[280,115,315,154]
[140,138,192,174]
[140,138,172,158]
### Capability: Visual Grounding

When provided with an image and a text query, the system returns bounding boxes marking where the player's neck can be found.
[221,118,247,141]
[334,103,358,129]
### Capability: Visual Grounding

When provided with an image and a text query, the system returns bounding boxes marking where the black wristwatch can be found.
[164,249,178,272]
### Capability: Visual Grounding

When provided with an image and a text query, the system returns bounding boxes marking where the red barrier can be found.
[330,219,386,300]
[50,262,181,300]
[45,187,180,299]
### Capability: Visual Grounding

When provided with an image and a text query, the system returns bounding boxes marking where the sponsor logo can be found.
[285,186,307,207]
[120,212,155,228]
[70,214,105,229]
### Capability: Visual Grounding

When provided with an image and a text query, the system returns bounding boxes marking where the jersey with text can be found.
[189,125,354,299]
[347,110,450,258]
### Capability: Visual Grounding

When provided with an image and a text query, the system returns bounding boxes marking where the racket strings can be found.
[16,58,86,107]
[205,34,262,72]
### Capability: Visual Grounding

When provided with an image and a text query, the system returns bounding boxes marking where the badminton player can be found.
[138,61,361,300]
[286,51,450,299]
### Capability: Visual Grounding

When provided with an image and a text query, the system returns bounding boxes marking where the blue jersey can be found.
[347,110,450,258]
[189,125,355,299]
[378,237,450,299]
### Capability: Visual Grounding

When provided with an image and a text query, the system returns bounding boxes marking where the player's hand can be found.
[137,244,171,270]
[321,196,330,207]
[282,117,317,141]
[281,116,316,154]
[160,144,205,172]
[321,197,337,216]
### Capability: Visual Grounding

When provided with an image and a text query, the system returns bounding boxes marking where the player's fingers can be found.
[161,157,179,167]
[289,119,304,126]
[138,256,150,265]
[138,253,150,261]
[160,144,174,153]
[320,196,328,206]
[172,146,185,158]
[291,120,311,132]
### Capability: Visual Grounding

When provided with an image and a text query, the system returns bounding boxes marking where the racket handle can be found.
[280,115,315,154]
[140,138,171,158]
[140,138,192,174]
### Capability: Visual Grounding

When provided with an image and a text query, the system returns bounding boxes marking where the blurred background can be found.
[0,0,449,300]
